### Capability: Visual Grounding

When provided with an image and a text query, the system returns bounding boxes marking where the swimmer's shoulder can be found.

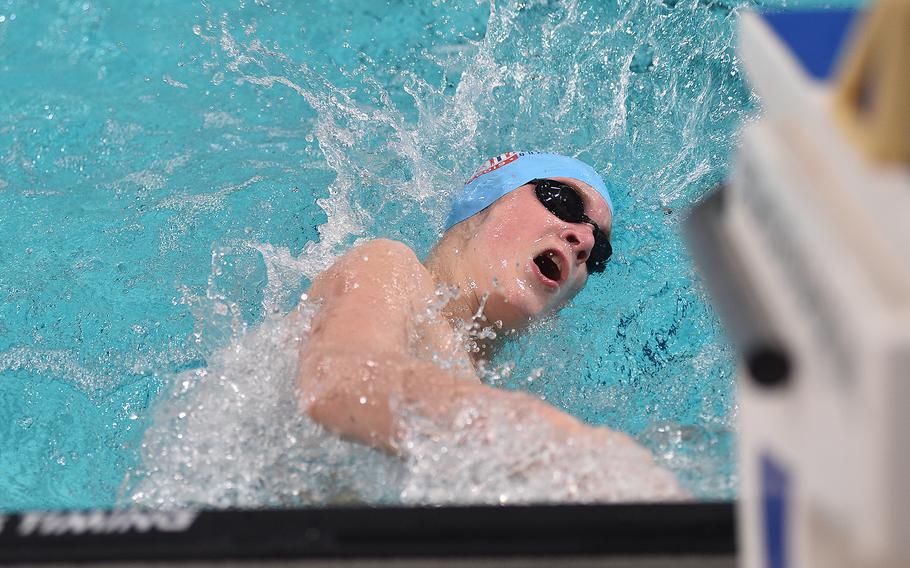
[310,239,435,300]
[353,238,421,264]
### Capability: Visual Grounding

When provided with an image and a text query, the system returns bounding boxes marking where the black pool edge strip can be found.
[0,502,735,564]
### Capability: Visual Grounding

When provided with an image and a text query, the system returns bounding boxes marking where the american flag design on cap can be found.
[444,151,614,231]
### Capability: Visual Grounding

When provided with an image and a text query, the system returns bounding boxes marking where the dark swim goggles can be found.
[531,178,613,273]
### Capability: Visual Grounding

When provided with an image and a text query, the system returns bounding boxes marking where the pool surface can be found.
[0,0,857,510]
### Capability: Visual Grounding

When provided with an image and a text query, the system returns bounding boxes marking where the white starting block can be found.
[686,1,910,567]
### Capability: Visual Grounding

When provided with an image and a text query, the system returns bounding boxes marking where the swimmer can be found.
[297,151,681,494]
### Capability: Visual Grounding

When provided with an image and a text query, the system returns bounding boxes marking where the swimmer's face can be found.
[461,177,613,331]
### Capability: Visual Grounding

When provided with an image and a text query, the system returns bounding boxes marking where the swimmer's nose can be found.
[561,227,595,267]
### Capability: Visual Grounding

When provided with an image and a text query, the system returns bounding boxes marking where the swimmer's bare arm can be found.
[295,238,595,454]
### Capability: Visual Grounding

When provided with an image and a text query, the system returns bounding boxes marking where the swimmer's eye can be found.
[531,179,613,273]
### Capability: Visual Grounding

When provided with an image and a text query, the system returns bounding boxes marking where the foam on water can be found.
[128,301,405,508]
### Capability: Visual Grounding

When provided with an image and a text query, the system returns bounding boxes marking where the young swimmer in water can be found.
[296,151,681,493]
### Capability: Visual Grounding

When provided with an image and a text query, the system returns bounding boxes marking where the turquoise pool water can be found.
[0,0,849,510]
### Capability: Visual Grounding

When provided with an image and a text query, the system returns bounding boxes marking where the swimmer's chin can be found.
[495,291,555,331]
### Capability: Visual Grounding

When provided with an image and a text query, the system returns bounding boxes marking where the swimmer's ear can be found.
[468,209,488,229]
[441,208,486,241]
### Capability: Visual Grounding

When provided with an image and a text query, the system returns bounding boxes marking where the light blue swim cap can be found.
[444,151,615,231]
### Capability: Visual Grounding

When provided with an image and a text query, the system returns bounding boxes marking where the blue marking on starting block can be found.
[762,10,858,80]
[761,453,790,568]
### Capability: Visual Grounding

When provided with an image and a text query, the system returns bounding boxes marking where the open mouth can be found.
[533,249,565,286]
